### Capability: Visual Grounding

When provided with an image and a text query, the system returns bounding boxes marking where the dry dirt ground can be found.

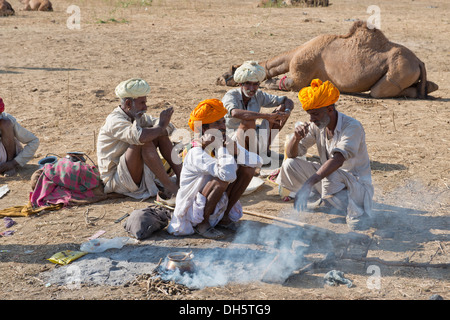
[0,0,449,301]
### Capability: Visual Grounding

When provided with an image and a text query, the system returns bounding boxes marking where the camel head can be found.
[216,64,241,87]
[0,0,15,16]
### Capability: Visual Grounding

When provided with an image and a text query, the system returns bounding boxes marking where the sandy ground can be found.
[0,0,449,301]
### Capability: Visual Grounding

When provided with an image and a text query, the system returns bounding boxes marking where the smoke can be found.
[159,218,310,289]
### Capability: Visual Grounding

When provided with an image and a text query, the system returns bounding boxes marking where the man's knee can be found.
[0,118,13,132]
[282,157,299,172]
[209,178,229,192]
[239,119,256,131]
[237,166,255,180]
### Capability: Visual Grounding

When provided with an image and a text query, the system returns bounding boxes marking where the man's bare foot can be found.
[3,168,17,177]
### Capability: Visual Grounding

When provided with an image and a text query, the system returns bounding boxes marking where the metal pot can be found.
[66,152,86,162]
[165,252,195,274]
[38,156,58,168]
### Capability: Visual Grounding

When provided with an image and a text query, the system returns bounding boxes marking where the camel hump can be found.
[340,20,367,38]
[338,20,390,48]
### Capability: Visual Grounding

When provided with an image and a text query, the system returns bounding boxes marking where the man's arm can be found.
[285,123,309,158]
[138,107,173,143]
[304,152,345,187]
[230,108,283,124]
[10,117,40,167]
[274,97,295,113]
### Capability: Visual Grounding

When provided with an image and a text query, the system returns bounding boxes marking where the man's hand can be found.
[294,122,309,141]
[267,112,284,125]
[157,107,174,130]
[0,160,18,175]
[225,139,238,157]
[294,182,313,212]
[201,129,224,153]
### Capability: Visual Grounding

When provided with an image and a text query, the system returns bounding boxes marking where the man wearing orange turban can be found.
[277,79,374,231]
[168,99,263,239]
[188,99,228,132]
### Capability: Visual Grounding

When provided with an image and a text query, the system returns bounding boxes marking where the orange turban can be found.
[188,99,228,132]
[298,79,340,111]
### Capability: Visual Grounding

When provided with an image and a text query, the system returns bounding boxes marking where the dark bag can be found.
[123,205,171,240]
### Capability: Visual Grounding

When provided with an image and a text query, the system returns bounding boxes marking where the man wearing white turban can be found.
[97,78,181,203]
[222,61,294,165]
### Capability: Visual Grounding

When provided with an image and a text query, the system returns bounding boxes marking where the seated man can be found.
[221,61,294,164]
[167,99,262,239]
[97,78,181,203]
[0,97,40,176]
[276,79,374,230]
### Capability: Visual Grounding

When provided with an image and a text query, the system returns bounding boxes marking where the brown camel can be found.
[20,0,52,11]
[0,0,14,16]
[217,21,438,99]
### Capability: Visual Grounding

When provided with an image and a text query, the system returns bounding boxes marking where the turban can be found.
[298,79,340,111]
[233,61,266,83]
[0,98,4,113]
[115,78,150,99]
[188,99,227,132]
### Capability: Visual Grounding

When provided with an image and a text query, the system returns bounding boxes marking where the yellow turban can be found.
[115,78,150,99]
[188,99,227,132]
[298,79,340,111]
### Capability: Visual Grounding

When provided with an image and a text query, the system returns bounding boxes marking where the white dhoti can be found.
[276,157,373,218]
[167,192,242,236]
[103,151,160,200]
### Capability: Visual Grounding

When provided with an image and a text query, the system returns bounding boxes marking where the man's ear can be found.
[124,98,133,109]
[326,104,335,113]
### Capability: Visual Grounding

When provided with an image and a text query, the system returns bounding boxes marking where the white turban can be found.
[115,78,151,99]
[233,61,266,83]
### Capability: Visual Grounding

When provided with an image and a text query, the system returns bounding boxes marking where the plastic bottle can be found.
[80,237,130,253]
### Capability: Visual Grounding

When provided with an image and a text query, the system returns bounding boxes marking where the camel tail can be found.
[418,59,427,99]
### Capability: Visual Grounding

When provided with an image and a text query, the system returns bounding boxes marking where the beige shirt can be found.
[96,106,160,184]
[0,112,39,167]
[297,111,372,185]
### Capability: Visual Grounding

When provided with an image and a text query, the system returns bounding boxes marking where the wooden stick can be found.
[260,252,280,282]
[242,209,335,236]
[154,201,336,236]
[341,254,450,269]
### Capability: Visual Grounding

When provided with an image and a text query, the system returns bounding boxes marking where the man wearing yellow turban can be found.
[168,99,262,239]
[97,78,181,203]
[222,61,294,166]
[277,79,374,230]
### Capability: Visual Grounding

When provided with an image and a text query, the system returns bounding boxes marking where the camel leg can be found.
[263,56,291,79]
[370,74,419,99]
[370,52,435,99]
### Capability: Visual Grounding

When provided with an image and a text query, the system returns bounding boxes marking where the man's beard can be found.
[316,113,330,129]
[242,87,256,98]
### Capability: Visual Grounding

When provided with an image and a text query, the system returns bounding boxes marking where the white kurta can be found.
[167,144,262,236]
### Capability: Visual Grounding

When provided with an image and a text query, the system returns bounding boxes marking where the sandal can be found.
[193,226,224,239]
[217,221,239,231]
[156,191,176,207]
